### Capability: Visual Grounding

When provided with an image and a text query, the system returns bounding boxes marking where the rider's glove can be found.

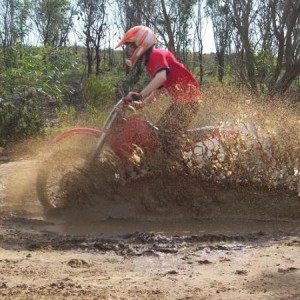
[123,92,144,109]
[123,91,142,102]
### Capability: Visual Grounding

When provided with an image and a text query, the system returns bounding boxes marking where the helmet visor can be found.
[125,43,136,58]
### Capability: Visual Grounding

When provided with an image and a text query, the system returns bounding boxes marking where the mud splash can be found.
[1,86,300,240]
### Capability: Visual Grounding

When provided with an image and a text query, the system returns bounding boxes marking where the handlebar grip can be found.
[131,93,142,101]
[122,93,142,104]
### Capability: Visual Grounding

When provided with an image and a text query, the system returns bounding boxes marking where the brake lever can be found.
[126,105,137,113]
[122,98,137,113]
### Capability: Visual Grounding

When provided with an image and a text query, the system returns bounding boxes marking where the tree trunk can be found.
[160,0,175,54]
[216,50,225,83]
[273,61,300,95]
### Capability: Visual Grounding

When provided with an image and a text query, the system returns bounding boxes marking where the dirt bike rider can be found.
[116,25,201,168]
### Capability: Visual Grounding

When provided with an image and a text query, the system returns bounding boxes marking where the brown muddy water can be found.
[0,159,299,239]
[45,215,300,237]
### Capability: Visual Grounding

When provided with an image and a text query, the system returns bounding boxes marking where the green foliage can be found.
[55,104,76,124]
[0,45,80,143]
[84,103,109,126]
[256,52,274,79]
[0,99,44,144]
[0,47,19,69]
[0,45,79,101]
[82,74,116,108]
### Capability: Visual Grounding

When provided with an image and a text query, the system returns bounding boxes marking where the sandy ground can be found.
[0,159,299,300]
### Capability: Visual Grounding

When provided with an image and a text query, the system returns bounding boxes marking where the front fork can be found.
[90,99,123,163]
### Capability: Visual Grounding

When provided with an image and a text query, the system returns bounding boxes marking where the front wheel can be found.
[36,147,96,216]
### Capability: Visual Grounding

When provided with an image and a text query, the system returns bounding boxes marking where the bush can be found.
[55,104,77,124]
[0,45,81,143]
[82,74,116,108]
[0,46,79,101]
[0,99,44,145]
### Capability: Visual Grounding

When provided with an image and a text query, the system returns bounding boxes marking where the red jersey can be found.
[146,48,201,103]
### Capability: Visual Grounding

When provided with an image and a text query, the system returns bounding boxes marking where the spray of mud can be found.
[0,137,45,216]
[134,85,300,193]
[57,86,300,222]
[198,85,300,195]
[2,85,300,223]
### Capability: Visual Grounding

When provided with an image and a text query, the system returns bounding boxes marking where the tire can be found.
[36,146,94,216]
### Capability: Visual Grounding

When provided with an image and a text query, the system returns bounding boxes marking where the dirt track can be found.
[0,158,300,299]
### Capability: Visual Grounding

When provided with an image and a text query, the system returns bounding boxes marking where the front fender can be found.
[50,128,102,144]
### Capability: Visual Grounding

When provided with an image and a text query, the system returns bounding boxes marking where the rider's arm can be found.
[124,70,167,109]
[140,70,167,99]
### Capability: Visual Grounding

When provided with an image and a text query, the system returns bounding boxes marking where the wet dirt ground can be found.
[0,158,299,300]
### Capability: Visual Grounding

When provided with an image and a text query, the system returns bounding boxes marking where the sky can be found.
[201,18,216,53]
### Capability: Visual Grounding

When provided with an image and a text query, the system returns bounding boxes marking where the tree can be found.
[0,0,31,69]
[206,0,231,82]
[269,0,300,94]
[229,0,258,92]
[154,0,197,61]
[227,0,300,95]
[160,0,175,54]
[31,0,76,46]
[116,0,151,31]
[193,0,204,83]
[78,0,107,76]
[0,0,31,48]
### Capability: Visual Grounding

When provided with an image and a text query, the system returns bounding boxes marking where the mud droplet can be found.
[165,270,178,275]
[198,259,213,265]
[235,270,248,275]
[67,258,90,268]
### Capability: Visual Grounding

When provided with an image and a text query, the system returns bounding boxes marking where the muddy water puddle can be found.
[1,193,299,239]
[1,204,299,239]
[1,184,299,239]
[44,215,300,238]
[0,159,299,240]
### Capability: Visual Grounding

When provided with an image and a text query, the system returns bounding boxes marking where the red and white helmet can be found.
[116,26,157,68]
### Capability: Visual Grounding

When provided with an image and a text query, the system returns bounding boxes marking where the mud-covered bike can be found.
[36,98,237,215]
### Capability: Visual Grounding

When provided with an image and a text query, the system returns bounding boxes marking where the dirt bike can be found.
[36,98,236,216]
